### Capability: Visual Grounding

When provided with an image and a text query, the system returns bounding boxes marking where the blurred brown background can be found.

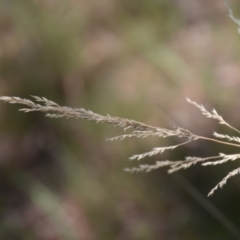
[0,0,240,239]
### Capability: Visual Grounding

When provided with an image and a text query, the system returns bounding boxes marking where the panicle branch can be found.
[208,167,240,197]
[0,96,157,131]
[224,0,240,34]
[213,132,240,144]
[187,98,240,134]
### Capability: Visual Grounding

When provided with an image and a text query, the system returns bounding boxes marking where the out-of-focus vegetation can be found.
[0,0,240,239]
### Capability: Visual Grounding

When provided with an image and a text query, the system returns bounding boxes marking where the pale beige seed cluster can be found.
[1,95,240,197]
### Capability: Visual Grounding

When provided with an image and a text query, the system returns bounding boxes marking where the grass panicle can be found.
[1,96,240,196]
[224,0,240,34]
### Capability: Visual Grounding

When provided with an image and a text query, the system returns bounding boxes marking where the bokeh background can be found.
[0,0,240,239]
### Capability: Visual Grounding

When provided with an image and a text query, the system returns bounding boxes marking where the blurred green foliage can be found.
[0,0,240,239]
